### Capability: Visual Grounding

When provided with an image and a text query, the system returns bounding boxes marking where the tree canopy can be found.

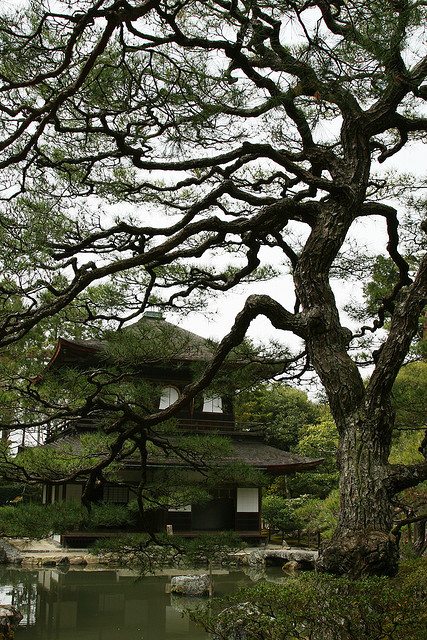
[0,0,426,576]
[236,383,322,451]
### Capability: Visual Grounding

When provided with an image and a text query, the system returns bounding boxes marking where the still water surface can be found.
[0,565,285,640]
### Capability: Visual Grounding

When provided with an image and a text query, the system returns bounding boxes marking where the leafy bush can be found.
[91,531,245,570]
[49,501,89,532]
[91,533,181,571]
[0,500,136,538]
[91,533,152,554]
[194,560,427,640]
[88,502,134,528]
[262,495,304,535]
[0,504,53,539]
[180,531,245,563]
[0,501,88,538]
[293,489,340,539]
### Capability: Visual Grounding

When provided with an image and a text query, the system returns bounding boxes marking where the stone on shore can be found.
[282,560,300,573]
[214,603,263,640]
[170,574,211,597]
[0,605,23,639]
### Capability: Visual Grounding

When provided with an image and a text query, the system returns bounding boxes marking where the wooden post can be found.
[208,560,213,597]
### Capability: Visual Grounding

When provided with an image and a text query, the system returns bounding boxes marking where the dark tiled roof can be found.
[146,439,323,472]
[44,315,216,370]
[225,440,323,471]
[124,315,215,361]
[46,434,323,472]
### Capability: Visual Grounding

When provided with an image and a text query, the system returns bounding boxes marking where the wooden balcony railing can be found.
[45,416,263,442]
[176,419,262,434]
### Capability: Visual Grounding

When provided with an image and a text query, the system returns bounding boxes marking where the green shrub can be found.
[91,533,179,572]
[293,489,340,539]
[181,531,245,563]
[88,502,134,528]
[91,530,244,569]
[91,533,152,554]
[0,501,89,538]
[49,501,89,532]
[262,496,303,534]
[0,500,135,538]
[0,504,51,538]
[193,561,427,640]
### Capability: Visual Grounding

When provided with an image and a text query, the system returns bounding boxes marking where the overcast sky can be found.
[178,138,426,342]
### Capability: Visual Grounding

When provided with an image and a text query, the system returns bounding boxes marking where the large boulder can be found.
[213,603,264,640]
[282,560,300,573]
[240,565,266,582]
[0,605,23,639]
[246,550,265,566]
[0,540,22,565]
[170,574,211,597]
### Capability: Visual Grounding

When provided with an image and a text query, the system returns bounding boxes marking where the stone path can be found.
[1,537,318,569]
[1,537,99,567]
[232,545,318,567]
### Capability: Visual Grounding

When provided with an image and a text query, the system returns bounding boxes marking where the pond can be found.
[0,565,285,640]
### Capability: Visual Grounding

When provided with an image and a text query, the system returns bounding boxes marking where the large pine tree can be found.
[0,0,426,575]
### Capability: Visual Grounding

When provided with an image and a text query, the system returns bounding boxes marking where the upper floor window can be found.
[103,485,129,504]
[159,386,179,410]
[202,395,223,413]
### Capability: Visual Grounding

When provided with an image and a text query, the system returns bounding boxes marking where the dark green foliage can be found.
[288,417,339,498]
[91,533,179,571]
[91,533,152,555]
[206,463,266,489]
[91,531,244,568]
[194,559,427,639]
[392,362,427,435]
[238,385,338,501]
[388,362,426,555]
[267,414,339,499]
[236,384,322,451]
[0,502,86,538]
[87,502,134,528]
[180,531,245,564]
[263,490,340,540]
[348,252,426,357]
[0,501,135,538]
[364,255,401,317]
[262,495,303,536]
[285,471,339,500]
[293,490,340,539]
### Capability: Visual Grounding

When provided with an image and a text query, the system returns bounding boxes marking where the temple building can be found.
[40,312,322,545]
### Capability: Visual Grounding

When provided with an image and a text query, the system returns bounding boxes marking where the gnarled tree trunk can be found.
[294,195,427,576]
[317,408,399,577]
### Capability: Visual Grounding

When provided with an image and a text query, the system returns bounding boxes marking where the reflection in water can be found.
[0,566,282,640]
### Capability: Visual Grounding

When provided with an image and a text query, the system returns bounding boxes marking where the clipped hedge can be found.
[194,559,427,640]
[0,501,136,538]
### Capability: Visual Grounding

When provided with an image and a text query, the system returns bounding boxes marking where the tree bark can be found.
[317,408,399,577]
[413,520,427,556]
[293,195,427,576]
